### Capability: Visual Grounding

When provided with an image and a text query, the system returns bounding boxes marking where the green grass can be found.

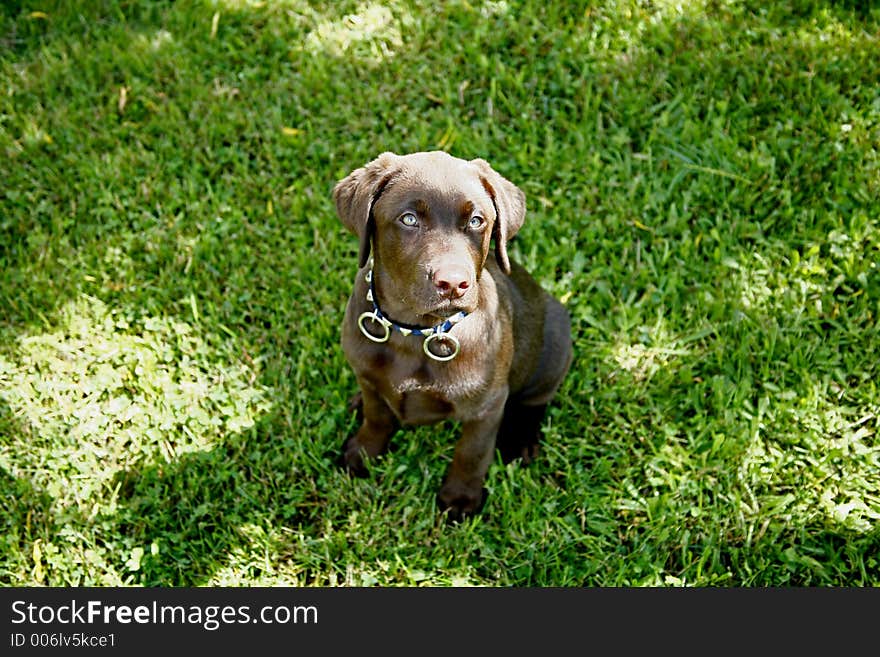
[1,0,879,586]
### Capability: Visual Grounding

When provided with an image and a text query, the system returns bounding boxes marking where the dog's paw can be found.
[339,435,370,478]
[498,439,540,466]
[437,481,488,522]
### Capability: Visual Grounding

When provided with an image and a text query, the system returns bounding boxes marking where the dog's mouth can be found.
[423,296,474,320]
[427,303,460,318]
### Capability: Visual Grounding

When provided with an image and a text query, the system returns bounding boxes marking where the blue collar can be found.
[357,259,468,362]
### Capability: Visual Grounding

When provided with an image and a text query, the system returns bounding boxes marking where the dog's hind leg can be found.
[495,399,547,465]
[497,297,572,465]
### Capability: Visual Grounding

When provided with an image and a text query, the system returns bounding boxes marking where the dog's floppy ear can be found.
[333,152,399,268]
[471,158,526,275]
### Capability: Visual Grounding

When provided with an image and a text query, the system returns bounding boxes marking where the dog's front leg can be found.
[438,391,507,521]
[341,381,397,478]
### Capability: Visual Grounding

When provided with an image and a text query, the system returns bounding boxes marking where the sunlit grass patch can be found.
[740,383,880,534]
[302,2,407,64]
[609,316,692,383]
[731,216,879,324]
[0,295,271,515]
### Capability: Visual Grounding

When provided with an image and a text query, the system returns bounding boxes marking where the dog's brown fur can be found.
[334,151,572,520]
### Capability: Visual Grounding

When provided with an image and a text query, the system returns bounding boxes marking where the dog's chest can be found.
[392,381,454,425]
[359,348,483,425]
[380,360,455,424]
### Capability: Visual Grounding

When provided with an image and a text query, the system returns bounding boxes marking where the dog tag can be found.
[423,332,460,361]
[358,311,391,343]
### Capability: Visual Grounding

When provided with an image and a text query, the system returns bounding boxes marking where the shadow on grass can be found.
[0,467,49,583]
[0,398,56,583]
[109,419,321,586]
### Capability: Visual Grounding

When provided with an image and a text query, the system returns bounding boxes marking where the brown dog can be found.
[334,151,572,520]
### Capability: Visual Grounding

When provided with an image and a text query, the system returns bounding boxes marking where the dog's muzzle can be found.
[358,262,466,361]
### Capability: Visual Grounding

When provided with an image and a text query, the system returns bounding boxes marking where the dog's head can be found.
[333,151,525,318]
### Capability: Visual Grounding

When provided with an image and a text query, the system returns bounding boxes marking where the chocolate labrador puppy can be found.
[334,151,572,520]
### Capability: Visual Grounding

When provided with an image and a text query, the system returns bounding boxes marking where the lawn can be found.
[1,0,878,586]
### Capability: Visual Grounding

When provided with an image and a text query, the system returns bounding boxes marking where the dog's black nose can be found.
[433,265,470,299]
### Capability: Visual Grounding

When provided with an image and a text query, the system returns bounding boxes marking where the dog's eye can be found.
[467,216,485,230]
[399,213,418,227]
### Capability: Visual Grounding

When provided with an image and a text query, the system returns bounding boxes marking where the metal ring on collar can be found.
[423,332,460,361]
[358,311,391,343]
